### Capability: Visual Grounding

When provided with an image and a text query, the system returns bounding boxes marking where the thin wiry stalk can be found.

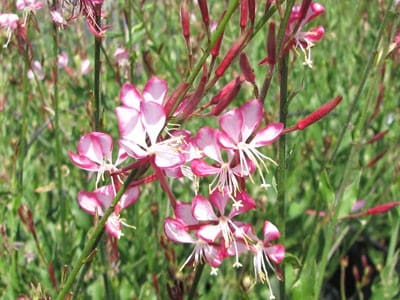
[56,170,137,300]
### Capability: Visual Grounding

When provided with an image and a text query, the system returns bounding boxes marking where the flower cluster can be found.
[69,77,285,290]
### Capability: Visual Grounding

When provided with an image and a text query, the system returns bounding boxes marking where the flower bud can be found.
[240,0,248,29]
[366,201,400,215]
[180,1,190,40]
[210,76,243,116]
[248,0,256,25]
[365,149,388,168]
[211,10,226,57]
[239,52,255,84]
[366,129,389,144]
[296,96,342,130]
[198,0,209,27]
[215,30,250,78]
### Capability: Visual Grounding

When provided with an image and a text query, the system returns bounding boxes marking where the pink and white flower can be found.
[217,99,283,188]
[117,78,185,169]
[27,60,45,81]
[190,127,246,196]
[192,189,256,267]
[0,13,19,48]
[69,132,127,188]
[164,201,223,269]
[287,2,325,67]
[78,184,140,239]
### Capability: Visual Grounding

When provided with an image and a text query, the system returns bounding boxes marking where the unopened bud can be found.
[211,10,226,57]
[366,129,389,144]
[164,82,190,116]
[365,149,388,168]
[198,0,209,27]
[239,53,255,84]
[180,1,190,40]
[240,0,248,29]
[179,71,208,120]
[259,22,276,66]
[215,30,250,78]
[210,76,243,116]
[248,0,256,25]
[366,201,400,215]
[296,96,342,130]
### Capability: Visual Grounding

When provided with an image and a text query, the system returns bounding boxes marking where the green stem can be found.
[52,8,66,261]
[94,4,102,131]
[187,263,205,300]
[277,52,289,300]
[56,170,137,300]
[259,0,293,102]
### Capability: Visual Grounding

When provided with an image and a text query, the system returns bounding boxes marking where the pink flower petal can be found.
[240,99,263,141]
[95,185,114,208]
[116,106,143,141]
[77,191,103,215]
[192,195,218,222]
[190,159,220,176]
[250,123,283,147]
[140,101,166,145]
[203,244,223,267]
[193,127,223,162]
[143,76,168,105]
[68,151,99,171]
[120,186,140,209]
[154,150,185,169]
[77,132,113,163]
[228,191,256,218]
[164,217,195,243]
[265,244,285,264]
[175,201,198,226]
[216,131,237,150]
[263,221,280,242]
[209,189,229,216]
[304,26,325,42]
[105,213,122,239]
[120,83,142,109]
[219,108,243,144]
[197,224,221,243]
[119,138,148,159]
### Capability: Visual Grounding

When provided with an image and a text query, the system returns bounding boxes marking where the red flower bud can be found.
[259,22,276,66]
[366,129,389,144]
[198,0,210,27]
[211,10,226,57]
[368,83,385,123]
[240,0,248,29]
[239,52,256,84]
[215,30,250,78]
[164,82,190,117]
[365,149,388,168]
[180,1,190,40]
[210,76,244,116]
[296,96,342,130]
[248,0,256,24]
[366,201,400,215]
[179,72,208,119]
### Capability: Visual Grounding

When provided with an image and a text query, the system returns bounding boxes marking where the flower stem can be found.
[56,170,137,300]
[93,4,102,131]
[52,5,66,260]
[275,2,295,298]
[277,52,289,300]
[187,263,205,299]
